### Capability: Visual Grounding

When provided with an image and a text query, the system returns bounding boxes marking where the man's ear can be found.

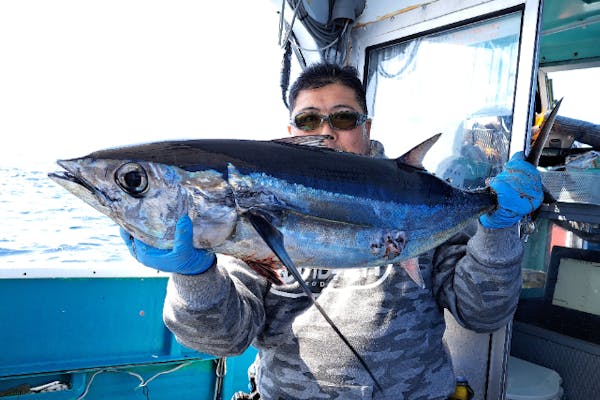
[364,119,372,139]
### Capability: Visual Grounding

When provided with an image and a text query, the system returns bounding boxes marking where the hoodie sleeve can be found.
[162,256,270,357]
[432,222,523,332]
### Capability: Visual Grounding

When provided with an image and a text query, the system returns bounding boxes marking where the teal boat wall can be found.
[0,277,204,375]
[0,362,215,400]
[0,277,257,399]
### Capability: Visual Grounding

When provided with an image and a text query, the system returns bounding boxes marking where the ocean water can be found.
[0,159,154,278]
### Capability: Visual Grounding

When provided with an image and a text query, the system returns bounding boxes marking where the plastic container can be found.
[506,356,563,400]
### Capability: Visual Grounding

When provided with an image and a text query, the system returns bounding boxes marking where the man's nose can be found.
[318,120,337,139]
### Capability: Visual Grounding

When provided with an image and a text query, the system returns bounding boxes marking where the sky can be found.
[1,1,597,168]
[0,0,291,166]
[547,67,600,122]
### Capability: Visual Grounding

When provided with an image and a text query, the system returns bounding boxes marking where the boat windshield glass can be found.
[366,11,522,189]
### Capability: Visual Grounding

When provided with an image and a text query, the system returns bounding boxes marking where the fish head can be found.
[49,156,237,250]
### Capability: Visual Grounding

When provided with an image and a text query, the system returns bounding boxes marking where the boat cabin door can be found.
[279,0,544,398]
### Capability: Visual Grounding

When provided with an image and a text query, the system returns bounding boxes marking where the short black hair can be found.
[288,62,368,115]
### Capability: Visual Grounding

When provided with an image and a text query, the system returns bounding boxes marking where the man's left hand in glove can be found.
[479,151,544,229]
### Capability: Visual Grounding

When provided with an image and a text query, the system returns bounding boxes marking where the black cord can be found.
[280,40,292,110]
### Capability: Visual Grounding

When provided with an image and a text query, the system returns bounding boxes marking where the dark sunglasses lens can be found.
[330,111,359,130]
[294,113,322,131]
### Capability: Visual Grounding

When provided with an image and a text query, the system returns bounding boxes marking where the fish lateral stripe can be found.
[81,138,473,206]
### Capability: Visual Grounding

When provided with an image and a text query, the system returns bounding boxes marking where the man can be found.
[121,62,542,399]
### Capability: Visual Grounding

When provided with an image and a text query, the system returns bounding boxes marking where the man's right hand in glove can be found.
[120,215,216,275]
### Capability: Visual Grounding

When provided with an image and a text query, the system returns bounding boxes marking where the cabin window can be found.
[365,11,522,189]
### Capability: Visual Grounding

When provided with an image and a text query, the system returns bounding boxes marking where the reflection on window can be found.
[366,12,522,189]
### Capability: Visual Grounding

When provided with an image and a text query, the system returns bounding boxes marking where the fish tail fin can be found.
[528,99,562,207]
[245,209,383,393]
[526,97,563,167]
[518,99,563,236]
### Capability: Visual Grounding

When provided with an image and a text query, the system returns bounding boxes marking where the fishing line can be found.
[245,209,383,393]
[75,362,192,399]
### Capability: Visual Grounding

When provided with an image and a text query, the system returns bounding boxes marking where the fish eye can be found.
[115,163,148,197]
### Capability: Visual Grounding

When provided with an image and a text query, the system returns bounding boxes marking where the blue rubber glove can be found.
[120,215,216,275]
[480,152,543,229]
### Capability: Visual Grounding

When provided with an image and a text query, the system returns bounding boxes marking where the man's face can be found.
[288,83,371,155]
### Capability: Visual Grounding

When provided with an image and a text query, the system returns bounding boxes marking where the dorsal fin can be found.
[273,135,337,150]
[395,133,441,169]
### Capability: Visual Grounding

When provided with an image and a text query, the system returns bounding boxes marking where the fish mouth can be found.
[48,160,115,213]
[48,170,96,194]
[48,160,97,195]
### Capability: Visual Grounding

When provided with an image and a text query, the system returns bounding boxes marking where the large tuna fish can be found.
[48,134,493,280]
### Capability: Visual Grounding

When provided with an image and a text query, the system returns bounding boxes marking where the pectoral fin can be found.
[398,258,426,289]
[244,209,382,392]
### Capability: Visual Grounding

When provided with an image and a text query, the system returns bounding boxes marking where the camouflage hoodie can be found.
[162,141,523,399]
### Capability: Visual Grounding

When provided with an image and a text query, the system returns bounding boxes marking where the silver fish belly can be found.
[218,163,486,273]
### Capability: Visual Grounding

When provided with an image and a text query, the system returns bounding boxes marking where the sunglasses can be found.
[290,110,369,131]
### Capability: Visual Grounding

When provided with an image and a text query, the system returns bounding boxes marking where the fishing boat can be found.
[1,1,599,399]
